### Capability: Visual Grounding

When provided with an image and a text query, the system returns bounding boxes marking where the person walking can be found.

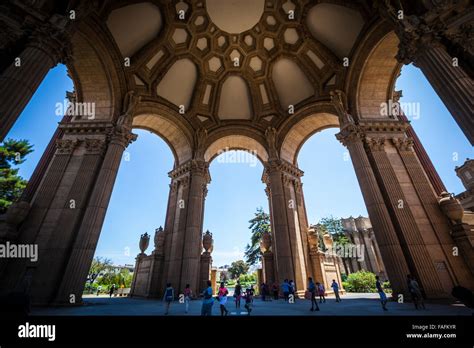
[183,284,192,314]
[289,280,296,301]
[244,287,254,315]
[109,284,115,298]
[375,276,388,311]
[218,282,229,316]
[316,282,326,303]
[407,274,425,310]
[307,277,320,311]
[97,285,102,296]
[163,283,174,315]
[260,283,267,302]
[201,280,214,316]
[281,279,290,302]
[272,282,279,300]
[331,279,341,302]
[234,280,242,309]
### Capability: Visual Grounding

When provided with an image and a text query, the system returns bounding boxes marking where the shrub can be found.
[345,270,377,293]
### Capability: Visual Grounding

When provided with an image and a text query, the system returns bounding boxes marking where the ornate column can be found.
[263,159,310,296]
[393,138,474,287]
[30,136,107,303]
[0,136,77,290]
[396,20,474,144]
[336,124,411,296]
[355,217,378,274]
[180,160,210,294]
[164,159,210,295]
[0,22,70,140]
[53,123,137,304]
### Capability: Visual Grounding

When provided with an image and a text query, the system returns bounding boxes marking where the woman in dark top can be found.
[234,280,242,308]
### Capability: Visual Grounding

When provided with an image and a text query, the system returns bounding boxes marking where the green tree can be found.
[319,216,350,246]
[228,260,249,279]
[0,139,33,213]
[244,207,270,266]
[87,257,112,288]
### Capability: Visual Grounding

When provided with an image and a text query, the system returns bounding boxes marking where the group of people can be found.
[307,278,342,311]
[162,274,427,315]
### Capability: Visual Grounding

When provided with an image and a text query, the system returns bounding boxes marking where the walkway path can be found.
[32,293,472,316]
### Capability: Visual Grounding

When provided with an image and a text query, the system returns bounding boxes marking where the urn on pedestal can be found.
[139,232,150,254]
[439,191,464,224]
[202,230,214,254]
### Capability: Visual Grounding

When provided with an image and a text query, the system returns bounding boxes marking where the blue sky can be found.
[6,64,472,267]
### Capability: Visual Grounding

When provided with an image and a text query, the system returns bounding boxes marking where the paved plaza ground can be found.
[32,293,472,316]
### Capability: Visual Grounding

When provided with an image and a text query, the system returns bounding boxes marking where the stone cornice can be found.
[262,159,304,184]
[169,159,210,183]
[59,121,114,135]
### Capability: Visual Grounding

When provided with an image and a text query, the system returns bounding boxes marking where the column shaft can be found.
[415,45,474,144]
[0,44,59,140]
[54,133,133,304]
[337,127,411,295]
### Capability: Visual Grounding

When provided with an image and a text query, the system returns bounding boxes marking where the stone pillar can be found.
[336,124,411,296]
[0,137,78,292]
[28,138,107,303]
[53,125,137,304]
[180,160,210,295]
[199,252,212,293]
[164,160,210,295]
[398,34,474,145]
[355,217,379,274]
[262,251,275,284]
[263,160,310,296]
[0,27,69,141]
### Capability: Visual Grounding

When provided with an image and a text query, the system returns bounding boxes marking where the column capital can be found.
[27,17,72,64]
[84,138,107,156]
[55,138,78,155]
[364,137,386,152]
[335,124,364,147]
[391,137,415,152]
[169,159,210,183]
[108,124,137,149]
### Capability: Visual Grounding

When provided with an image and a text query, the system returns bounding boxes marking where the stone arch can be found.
[132,103,193,166]
[68,20,127,121]
[279,112,339,165]
[204,133,269,164]
[348,21,401,120]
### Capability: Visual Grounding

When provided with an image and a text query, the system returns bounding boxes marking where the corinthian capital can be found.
[365,137,386,152]
[109,124,137,148]
[335,124,364,147]
[56,138,78,155]
[392,137,414,152]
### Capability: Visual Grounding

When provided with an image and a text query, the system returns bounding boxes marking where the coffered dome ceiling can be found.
[104,0,369,128]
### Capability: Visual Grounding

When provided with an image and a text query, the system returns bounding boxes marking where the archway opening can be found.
[203,149,268,294]
[88,129,174,297]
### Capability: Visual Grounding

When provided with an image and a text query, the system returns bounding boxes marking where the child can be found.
[218,282,229,316]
